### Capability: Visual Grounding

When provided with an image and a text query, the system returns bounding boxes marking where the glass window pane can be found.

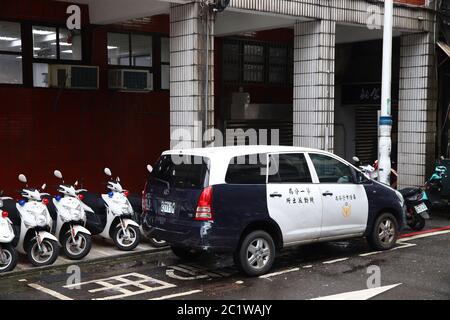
[244,44,264,63]
[243,64,263,82]
[32,26,57,59]
[131,34,152,67]
[226,155,267,185]
[161,64,170,90]
[33,63,49,87]
[108,33,130,66]
[0,54,22,84]
[310,154,354,184]
[161,37,170,63]
[59,28,82,60]
[0,21,21,52]
[269,154,312,183]
[223,43,240,82]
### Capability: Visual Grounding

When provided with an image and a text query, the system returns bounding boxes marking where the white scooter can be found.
[0,195,18,273]
[52,170,93,260]
[83,168,141,251]
[16,174,59,267]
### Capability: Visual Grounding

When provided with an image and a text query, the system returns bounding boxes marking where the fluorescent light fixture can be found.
[59,42,72,46]
[16,56,22,59]
[32,29,55,35]
[0,36,18,41]
[61,50,73,54]
[34,47,41,50]
[108,46,118,50]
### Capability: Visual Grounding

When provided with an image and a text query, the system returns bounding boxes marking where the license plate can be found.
[160,201,176,215]
[415,203,428,214]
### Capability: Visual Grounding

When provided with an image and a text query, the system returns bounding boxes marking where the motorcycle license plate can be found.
[160,201,175,215]
[415,203,428,214]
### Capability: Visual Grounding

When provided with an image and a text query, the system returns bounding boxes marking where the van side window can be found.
[268,153,312,183]
[309,154,354,184]
[226,154,267,185]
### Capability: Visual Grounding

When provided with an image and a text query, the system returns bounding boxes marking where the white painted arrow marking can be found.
[312,283,401,300]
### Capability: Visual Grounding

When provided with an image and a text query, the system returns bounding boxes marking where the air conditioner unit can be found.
[49,65,99,89]
[108,69,153,91]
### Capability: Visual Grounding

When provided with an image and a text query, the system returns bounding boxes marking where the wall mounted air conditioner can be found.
[108,69,153,91]
[49,65,99,89]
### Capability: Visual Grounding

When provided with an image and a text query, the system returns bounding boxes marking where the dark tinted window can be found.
[226,154,267,185]
[309,154,354,184]
[269,153,312,183]
[151,155,209,189]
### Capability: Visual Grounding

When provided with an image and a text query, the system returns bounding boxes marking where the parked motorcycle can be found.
[398,188,430,231]
[424,159,449,210]
[135,165,167,248]
[353,157,398,189]
[52,170,93,260]
[83,168,141,251]
[0,194,18,273]
[16,174,59,267]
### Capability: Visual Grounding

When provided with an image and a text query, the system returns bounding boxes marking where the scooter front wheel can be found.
[61,232,92,260]
[112,225,141,251]
[0,244,18,273]
[409,216,426,231]
[27,239,59,267]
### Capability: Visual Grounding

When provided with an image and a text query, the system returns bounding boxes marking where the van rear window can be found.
[151,155,209,189]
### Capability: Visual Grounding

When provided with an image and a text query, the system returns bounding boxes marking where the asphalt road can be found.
[0,215,449,301]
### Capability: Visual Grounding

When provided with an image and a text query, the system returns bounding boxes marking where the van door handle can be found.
[322,192,334,197]
[270,193,282,198]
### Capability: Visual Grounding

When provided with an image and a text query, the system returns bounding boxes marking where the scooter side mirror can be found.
[352,156,360,163]
[18,174,27,184]
[117,177,121,183]
[54,170,63,180]
[104,168,112,177]
[74,181,79,187]
[147,165,153,173]
[41,183,47,191]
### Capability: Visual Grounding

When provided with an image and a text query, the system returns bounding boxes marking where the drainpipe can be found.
[378,0,394,185]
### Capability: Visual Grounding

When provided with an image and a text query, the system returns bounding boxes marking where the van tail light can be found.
[195,186,214,221]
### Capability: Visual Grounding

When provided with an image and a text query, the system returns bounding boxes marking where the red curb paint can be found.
[400,226,450,239]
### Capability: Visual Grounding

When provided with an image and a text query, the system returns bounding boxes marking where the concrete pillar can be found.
[397,32,437,188]
[293,20,336,151]
[169,2,214,149]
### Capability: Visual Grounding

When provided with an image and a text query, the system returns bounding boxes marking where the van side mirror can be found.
[147,165,153,174]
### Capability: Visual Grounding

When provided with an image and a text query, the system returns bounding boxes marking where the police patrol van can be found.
[142,146,405,276]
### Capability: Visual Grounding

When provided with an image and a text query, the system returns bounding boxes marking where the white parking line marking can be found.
[390,242,417,251]
[259,268,300,279]
[398,229,450,242]
[312,284,402,300]
[64,273,176,300]
[28,283,73,300]
[323,258,349,264]
[359,251,382,257]
[150,290,203,300]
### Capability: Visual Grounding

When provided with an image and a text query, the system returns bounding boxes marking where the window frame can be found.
[0,19,24,86]
[31,23,85,64]
[107,30,169,91]
[225,153,269,185]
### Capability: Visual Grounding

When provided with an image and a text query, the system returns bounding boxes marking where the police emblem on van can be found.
[342,203,352,218]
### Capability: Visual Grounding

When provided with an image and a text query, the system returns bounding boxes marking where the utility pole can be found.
[378,0,393,185]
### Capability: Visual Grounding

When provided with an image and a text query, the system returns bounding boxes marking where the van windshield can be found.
[150,155,209,190]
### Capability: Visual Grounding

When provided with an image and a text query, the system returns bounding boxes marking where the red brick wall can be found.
[0,1,170,194]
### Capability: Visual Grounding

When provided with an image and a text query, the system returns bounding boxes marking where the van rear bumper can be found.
[142,214,239,253]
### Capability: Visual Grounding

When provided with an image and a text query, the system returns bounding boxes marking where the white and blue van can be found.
[142,146,405,276]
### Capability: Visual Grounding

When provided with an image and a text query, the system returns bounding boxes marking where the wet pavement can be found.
[0,213,449,300]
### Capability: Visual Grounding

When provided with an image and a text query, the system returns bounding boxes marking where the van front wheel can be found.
[235,231,275,277]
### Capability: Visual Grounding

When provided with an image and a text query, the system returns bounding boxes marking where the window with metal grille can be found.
[222,39,292,85]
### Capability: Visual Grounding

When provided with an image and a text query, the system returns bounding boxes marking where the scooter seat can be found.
[79,192,106,215]
[399,188,423,198]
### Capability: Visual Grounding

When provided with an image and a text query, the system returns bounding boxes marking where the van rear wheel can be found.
[234,230,275,277]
